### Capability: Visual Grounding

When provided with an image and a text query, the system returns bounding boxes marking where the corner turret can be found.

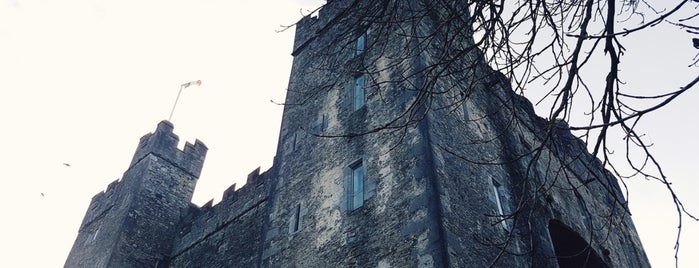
[65,121,207,268]
[130,120,207,177]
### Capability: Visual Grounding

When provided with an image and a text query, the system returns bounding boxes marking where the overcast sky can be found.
[0,1,697,267]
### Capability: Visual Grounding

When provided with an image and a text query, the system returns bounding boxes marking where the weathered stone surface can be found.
[65,1,649,267]
[64,121,206,268]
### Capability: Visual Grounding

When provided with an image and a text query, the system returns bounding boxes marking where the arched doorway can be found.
[548,220,608,268]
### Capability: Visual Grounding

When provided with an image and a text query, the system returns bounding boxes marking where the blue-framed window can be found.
[356,33,366,55]
[349,162,365,210]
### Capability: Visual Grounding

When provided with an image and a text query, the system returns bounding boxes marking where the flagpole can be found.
[168,84,185,121]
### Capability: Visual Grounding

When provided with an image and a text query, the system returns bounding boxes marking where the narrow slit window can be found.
[92,226,100,241]
[354,75,366,111]
[491,178,510,230]
[349,162,365,210]
[311,114,328,133]
[291,204,302,233]
[283,132,297,155]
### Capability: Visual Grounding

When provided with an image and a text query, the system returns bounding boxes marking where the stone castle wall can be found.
[65,121,207,268]
[169,168,272,267]
[65,1,649,267]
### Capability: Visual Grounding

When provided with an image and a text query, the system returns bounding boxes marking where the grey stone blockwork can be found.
[65,1,649,267]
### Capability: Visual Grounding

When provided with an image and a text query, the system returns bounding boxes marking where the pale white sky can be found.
[0,1,696,267]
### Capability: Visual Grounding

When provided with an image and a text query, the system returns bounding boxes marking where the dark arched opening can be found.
[548,220,608,268]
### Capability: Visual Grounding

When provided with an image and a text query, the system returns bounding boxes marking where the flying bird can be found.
[63,163,71,167]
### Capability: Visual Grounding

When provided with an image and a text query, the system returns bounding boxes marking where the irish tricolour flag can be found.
[182,80,202,88]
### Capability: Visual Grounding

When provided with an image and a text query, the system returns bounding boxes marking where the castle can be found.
[65,1,650,267]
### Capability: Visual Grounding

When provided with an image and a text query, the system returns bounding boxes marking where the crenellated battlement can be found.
[89,178,121,203]
[79,178,123,231]
[129,120,207,177]
[170,166,272,258]
[292,0,355,56]
[292,14,319,55]
[67,2,650,265]
[201,166,270,210]
[221,183,237,202]
[66,121,210,268]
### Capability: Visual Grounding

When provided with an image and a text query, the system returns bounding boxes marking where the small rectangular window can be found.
[311,114,328,133]
[349,162,365,210]
[354,75,366,111]
[356,33,366,55]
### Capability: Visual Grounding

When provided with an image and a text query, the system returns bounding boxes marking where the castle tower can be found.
[64,121,207,268]
[65,1,650,267]
[258,1,649,267]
